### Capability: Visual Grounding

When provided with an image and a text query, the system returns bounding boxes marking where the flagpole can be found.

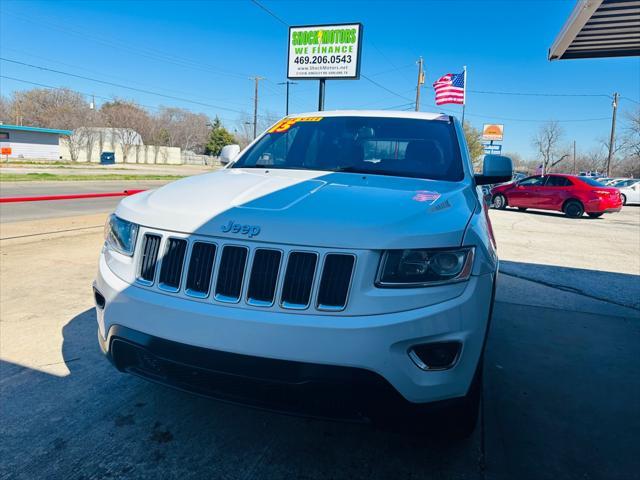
[461,65,467,127]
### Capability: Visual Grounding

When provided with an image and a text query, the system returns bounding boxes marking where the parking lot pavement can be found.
[1,209,638,479]
[489,206,640,309]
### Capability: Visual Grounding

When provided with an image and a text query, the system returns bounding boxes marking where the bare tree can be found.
[100,100,149,162]
[532,121,569,173]
[157,107,209,153]
[0,95,12,123]
[503,151,524,169]
[622,108,640,161]
[10,88,88,129]
[234,111,280,148]
[463,123,484,169]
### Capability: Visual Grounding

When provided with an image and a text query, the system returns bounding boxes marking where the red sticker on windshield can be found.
[413,190,441,203]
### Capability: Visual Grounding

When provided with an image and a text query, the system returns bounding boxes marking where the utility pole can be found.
[251,76,264,140]
[573,140,576,175]
[278,80,297,116]
[606,92,619,177]
[415,57,424,112]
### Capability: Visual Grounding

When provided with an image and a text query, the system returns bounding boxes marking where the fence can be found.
[181,152,223,167]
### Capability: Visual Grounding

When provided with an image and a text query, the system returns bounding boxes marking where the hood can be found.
[117,168,477,249]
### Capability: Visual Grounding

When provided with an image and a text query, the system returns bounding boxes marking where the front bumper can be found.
[95,253,494,412]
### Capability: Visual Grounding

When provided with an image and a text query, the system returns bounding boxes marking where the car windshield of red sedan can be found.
[580,177,605,187]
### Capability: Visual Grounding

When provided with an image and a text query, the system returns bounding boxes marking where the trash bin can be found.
[100,152,115,165]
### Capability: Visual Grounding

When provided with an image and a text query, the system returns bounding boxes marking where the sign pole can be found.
[461,65,467,127]
[318,79,326,111]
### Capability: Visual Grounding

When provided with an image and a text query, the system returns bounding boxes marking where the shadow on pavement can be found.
[0,307,480,480]
[500,260,640,311]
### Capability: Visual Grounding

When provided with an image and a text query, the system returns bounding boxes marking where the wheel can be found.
[517,207,527,212]
[563,200,584,218]
[588,212,604,218]
[493,194,507,210]
[621,193,627,206]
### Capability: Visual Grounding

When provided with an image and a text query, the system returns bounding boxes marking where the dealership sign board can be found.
[288,23,363,80]
[482,124,504,141]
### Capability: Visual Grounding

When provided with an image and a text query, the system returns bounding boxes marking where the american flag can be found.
[433,72,465,105]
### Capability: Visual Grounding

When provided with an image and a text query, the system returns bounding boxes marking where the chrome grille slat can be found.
[280,252,317,309]
[139,234,161,284]
[159,238,187,291]
[247,249,282,306]
[214,246,248,303]
[317,254,355,311]
[185,242,217,297]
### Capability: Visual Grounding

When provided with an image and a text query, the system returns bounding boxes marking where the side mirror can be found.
[475,154,513,186]
[219,144,241,165]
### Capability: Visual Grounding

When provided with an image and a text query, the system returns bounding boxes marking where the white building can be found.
[0,124,73,160]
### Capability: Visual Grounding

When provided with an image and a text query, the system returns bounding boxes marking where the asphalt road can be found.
[1,198,639,479]
[0,181,172,222]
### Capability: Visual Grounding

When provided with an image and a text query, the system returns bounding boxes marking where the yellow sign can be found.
[268,117,323,133]
[482,124,504,141]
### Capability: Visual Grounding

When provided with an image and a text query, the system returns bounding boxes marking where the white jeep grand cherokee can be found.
[94,110,512,437]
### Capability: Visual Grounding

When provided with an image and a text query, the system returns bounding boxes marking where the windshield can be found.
[580,177,605,187]
[232,116,464,181]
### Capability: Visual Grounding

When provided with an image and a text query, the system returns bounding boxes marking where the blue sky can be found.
[0,0,638,159]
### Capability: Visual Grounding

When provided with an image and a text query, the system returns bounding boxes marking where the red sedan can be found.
[491,174,622,218]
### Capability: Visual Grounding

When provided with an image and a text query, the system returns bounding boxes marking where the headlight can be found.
[376,247,474,287]
[104,214,139,256]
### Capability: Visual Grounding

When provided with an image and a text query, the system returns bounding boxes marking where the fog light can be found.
[93,288,106,309]
[409,341,461,371]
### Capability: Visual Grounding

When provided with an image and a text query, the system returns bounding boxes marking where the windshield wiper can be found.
[332,166,372,174]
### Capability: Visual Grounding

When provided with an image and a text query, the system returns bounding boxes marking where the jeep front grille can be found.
[135,232,356,312]
[139,234,161,284]
[247,249,282,306]
[185,242,217,297]
[317,254,356,310]
[281,252,318,309]
[159,238,188,292]
[214,246,249,303]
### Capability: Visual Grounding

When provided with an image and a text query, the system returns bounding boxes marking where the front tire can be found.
[564,200,584,218]
[493,194,507,210]
[588,212,604,219]
[621,193,627,206]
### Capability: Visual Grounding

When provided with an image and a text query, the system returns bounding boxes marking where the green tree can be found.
[205,117,237,156]
[463,123,484,168]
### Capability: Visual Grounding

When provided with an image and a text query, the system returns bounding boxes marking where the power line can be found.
[0,75,239,124]
[360,74,414,102]
[0,57,252,115]
[2,47,251,109]
[3,10,251,81]
[621,96,640,105]
[249,0,288,26]
[467,89,612,98]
